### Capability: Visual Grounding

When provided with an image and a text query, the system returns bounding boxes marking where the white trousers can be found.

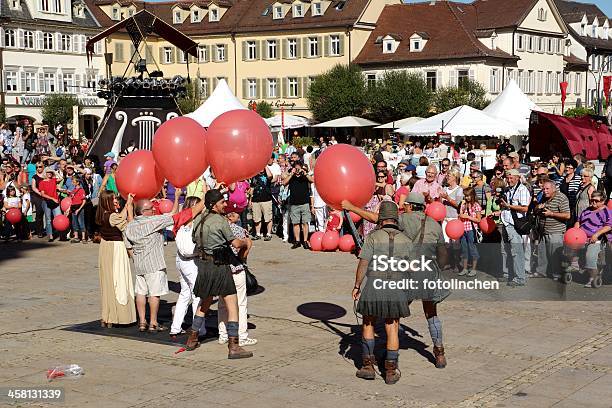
[314,207,328,232]
[218,270,248,340]
[170,258,202,335]
[282,208,290,240]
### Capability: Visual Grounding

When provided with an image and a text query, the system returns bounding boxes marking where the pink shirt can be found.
[412,179,441,200]
[227,181,250,213]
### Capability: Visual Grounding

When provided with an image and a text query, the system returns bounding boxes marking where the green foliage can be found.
[41,94,82,127]
[366,71,432,122]
[292,136,314,148]
[307,64,367,122]
[255,100,275,118]
[564,106,596,118]
[177,80,202,115]
[432,80,490,112]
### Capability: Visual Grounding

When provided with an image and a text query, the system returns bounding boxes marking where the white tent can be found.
[312,116,380,127]
[265,114,309,129]
[375,117,423,129]
[185,79,247,127]
[483,79,542,135]
[397,105,519,137]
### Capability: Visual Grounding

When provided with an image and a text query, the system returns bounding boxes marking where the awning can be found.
[374,117,423,129]
[312,116,380,128]
[265,114,310,129]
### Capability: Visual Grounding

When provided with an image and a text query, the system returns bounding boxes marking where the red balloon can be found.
[349,211,362,224]
[153,117,208,188]
[608,200,612,210]
[314,145,375,210]
[206,110,273,184]
[338,234,355,252]
[309,231,324,252]
[426,201,446,222]
[157,199,173,214]
[6,208,22,224]
[564,227,587,250]
[479,216,497,234]
[60,197,72,212]
[52,215,70,232]
[115,151,164,200]
[322,230,340,251]
[445,219,465,241]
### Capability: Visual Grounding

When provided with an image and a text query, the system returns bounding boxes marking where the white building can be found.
[355,0,588,115]
[0,0,106,136]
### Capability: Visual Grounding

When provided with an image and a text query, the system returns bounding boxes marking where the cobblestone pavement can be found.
[0,238,611,407]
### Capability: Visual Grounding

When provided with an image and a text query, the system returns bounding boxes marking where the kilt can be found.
[193,257,237,299]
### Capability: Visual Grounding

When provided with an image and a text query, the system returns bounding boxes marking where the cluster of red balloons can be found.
[115,110,273,200]
[310,231,355,252]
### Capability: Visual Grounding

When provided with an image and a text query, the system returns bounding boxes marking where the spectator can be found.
[559,159,581,224]
[30,161,46,238]
[412,165,442,202]
[458,187,482,277]
[283,160,313,249]
[67,175,87,243]
[394,173,411,213]
[38,167,61,242]
[437,158,451,184]
[575,168,596,219]
[416,156,429,179]
[250,167,273,241]
[547,153,565,182]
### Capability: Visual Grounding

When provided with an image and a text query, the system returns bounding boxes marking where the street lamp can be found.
[587,54,612,115]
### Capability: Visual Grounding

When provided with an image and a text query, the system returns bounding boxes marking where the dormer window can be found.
[10,0,19,9]
[537,8,547,22]
[382,36,399,54]
[128,8,134,17]
[191,9,199,23]
[312,2,322,16]
[605,27,609,40]
[411,40,421,51]
[592,25,597,38]
[294,4,304,18]
[273,6,283,19]
[174,11,182,24]
[581,23,586,36]
[409,33,427,53]
[209,8,219,22]
[112,7,119,20]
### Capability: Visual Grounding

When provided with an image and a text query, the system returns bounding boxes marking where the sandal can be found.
[148,324,168,333]
[138,322,148,332]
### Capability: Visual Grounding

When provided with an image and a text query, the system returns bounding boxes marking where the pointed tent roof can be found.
[375,117,424,129]
[312,116,380,128]
[397,105,519,137]
[265,114,310,129]
[483,79,542,135]
[185,79,246,127]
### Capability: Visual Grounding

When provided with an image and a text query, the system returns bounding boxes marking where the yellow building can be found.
[85,0,400,118]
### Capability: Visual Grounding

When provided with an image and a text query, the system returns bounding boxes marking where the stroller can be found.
[561,238,610,288]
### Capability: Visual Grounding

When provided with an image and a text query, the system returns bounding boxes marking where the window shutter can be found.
[36,31,43,50]
[303,38,309,57]
[243,79,249,100]
[17,29,24,48]
[297,78,303,97]
[38,72,45,93]
[281,39,287,59]
[0,27,4,47]
[317,36,323,57]
[324,36,330,57]
[449,70,457,87]
[468,69,475,83]
[256,40,262,60]
[205,77,211,97]
[295,38,302,58]
[55,32,61,51]
[257,78,262,99]
[58,72,64,92]
[212,45,218,62]
[75,74,81,92]
[20,71,25,92]
[159,47,165,64]
[242,41,247,61]
[302,77,309,97]
[339,35,345,56]
[281,78,287,98]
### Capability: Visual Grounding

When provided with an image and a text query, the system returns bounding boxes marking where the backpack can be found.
[508,184,534,235]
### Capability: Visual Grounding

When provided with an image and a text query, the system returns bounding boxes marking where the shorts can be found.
[252,201,273,223]
[289,203,311,225]
[583,242,602,270]
[135,270,169,297]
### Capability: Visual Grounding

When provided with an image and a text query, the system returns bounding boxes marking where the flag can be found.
[560,81,568,113]
[604,76,612,104]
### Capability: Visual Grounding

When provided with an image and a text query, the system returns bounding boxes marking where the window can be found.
[293,4,303,17]
[5,71,17,91]
[247,79,257,99]
[556,71,562,94]
[128,8,134,17]
[199,78,208,98]
[411,40,421,51]
[198,45,208,62]
[112,7,119,20]
[267,78,277,98]
[163,47,173,64]
[24,71,36,92]
[216,44,226,61]
[538,36,544,53]
[312,2,322,16]
[581,23,586,36]
[40,0,49,12]
[537,71,544,94]
[60,34,71,52]
[516,34,524,51]
[4,29,16,47]
[330,35,340,56]
[174,11,182,24]
[547,38,553,54]
[10,0,18,8]
[24,31,34,48]
[527,35,534,52]
[457,69,469,88]
[384,41,393,53]
[605,27,609,40]
[246,41,257,60]
[209,8,219,21]
[52,0,61,13]
[43,32,54,50]
[63,73,74,93]
[528,70,535,94]
[287,38,298,58]
[288,77,299,97]
[267,40,277,59]
[545,71,552,94]
[273,6,283,19]
[425,71,437,91]
[592,25,597,38]
[575,73,582,94]
[366,73,377,87]
[44,72,56,92]
[308,37,318,57]
[179,51,188,63]
[490,69,500,93]
[537,8,547,21]
[191,9,199,23]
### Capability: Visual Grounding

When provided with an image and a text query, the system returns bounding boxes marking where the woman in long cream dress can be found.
[95,190,135,327]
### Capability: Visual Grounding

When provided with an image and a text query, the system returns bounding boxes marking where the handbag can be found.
[507,184,533,236]
[245,267,259,295]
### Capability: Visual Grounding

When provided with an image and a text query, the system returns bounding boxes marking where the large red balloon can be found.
[6,208,22,224]
[608,200,612,210]
[52,215,70,232]
[310,231,324,252]
[314,145,375,210]
[426,201,446,222]
[479,216,497,234]
[206,110,273,184]
[445,219,465,241]
[157,199,173,214]
[338,234,355,252]
[322,230,340,251]
[60,197,72,212]
[152,117,208,188]
[115,151,164,200]
[564,227,587,250]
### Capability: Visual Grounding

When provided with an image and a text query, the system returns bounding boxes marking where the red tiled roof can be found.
[563,53,588,70]
[554,0,608,24]
[471,0,538,29]
[354,2,517,67]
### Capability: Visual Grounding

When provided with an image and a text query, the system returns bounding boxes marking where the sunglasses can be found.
[590,199,603,203]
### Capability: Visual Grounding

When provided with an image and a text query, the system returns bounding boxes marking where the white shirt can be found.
[5,196,20,209]
[267,162,282,182]
[312,184,326,208]
[21,193,32,216]
[175,225,196,258]
[501,183,530,226]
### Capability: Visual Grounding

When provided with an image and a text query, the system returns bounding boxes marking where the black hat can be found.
[204,189,225,210]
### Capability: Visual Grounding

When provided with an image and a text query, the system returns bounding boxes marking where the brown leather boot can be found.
[355,354,376,380]
[384,360,400,385]
[228,337,253,359]
[433,345,447,368]
[185,329,200,351]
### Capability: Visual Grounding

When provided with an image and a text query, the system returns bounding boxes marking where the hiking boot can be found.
[355,354,376,380]
[433,346,447,369]
[228,337,253,359]
[384,360,400,385]
[185,329,200,351]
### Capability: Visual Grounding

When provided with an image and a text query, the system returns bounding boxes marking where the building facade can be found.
[0,0,107,135]
[355,0,588,115]
[85,0,400,118]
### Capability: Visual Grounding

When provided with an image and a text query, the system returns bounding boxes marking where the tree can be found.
[307,64,367,122]
[41,94,82,129]
[255,100,275,118]
[177,80,201,115]
[564,106,595,118]
[366,71,432,122]
[432,80,490,113]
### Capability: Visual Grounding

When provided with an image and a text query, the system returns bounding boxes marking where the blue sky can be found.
[403,0,612,16]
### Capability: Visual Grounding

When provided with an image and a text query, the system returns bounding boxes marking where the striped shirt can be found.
[579,208,612,240]
[540,192,570,235]
[560,173,581,211]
